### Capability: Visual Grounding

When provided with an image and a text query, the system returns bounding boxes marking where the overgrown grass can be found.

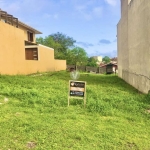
[0,71,150,149]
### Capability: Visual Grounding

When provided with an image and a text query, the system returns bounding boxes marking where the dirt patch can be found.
[15,112,21,116]
[146,109,150,113]
[126,142,138,149]
[26,141,36,149]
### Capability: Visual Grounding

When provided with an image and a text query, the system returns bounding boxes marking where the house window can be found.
[27,31,33,42]
[25,48,38,60]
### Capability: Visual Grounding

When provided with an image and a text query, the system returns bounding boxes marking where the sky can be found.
[0,0,120,58]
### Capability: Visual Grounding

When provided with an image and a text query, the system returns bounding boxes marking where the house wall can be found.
[19,25,36,43]
[92,56,102,62]
[0,20,25,74]
[0,21,66,75]
[117,0,150,93]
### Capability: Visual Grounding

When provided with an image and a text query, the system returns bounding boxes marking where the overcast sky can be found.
[0,0,120,58]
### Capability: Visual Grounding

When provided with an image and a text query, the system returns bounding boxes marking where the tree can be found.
[49,32,76,53]
[65,49,75,65]
[36,37,44,45]
[66,47,88,65]
[102,56,110,64]
[36,32,76,59]
[36,36,61,50]
[36,36,63,59]
[87,57,98,67]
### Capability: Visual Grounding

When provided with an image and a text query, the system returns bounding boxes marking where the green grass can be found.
[0,71,150,150]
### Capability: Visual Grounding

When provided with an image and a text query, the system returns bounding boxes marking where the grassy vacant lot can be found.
[0,71,150,150]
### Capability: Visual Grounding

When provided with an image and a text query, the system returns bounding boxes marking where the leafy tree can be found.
[36,36,63,59]
[65,49,75,65]
[102,56,110,64]
[36,36,61,51]
[36,37,44,45]
[36,32,76,59]
[87,57,98,67]
[49,32,76,53]
[66,47,88,65]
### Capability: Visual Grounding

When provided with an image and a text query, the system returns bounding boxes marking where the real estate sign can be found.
[68,80,86,107]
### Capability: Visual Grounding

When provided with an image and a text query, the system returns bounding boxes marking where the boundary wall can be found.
[117,0,150,93]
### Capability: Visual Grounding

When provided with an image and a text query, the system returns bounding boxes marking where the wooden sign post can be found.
[68,80,86,107]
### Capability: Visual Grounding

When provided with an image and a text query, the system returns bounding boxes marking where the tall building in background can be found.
[117,0,150,93]
[91,56,102,65]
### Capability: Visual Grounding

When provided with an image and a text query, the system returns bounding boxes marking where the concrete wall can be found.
[117,0,150,93]
[24,45,55,74]
[117,0,129,81]
[0,21,66,75]
[55,60,66,71]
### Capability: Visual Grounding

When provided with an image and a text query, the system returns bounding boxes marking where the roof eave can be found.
[18,21,42,34]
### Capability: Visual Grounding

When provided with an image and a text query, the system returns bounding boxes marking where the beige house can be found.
[91,56,102,65]
[117,0,150,93]
[0,9,66,75]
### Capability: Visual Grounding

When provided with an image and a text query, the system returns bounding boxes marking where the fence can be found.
[67,65,107,74]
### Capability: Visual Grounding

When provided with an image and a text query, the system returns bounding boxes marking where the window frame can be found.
[27,31,34,42]
[25,47,38,60]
